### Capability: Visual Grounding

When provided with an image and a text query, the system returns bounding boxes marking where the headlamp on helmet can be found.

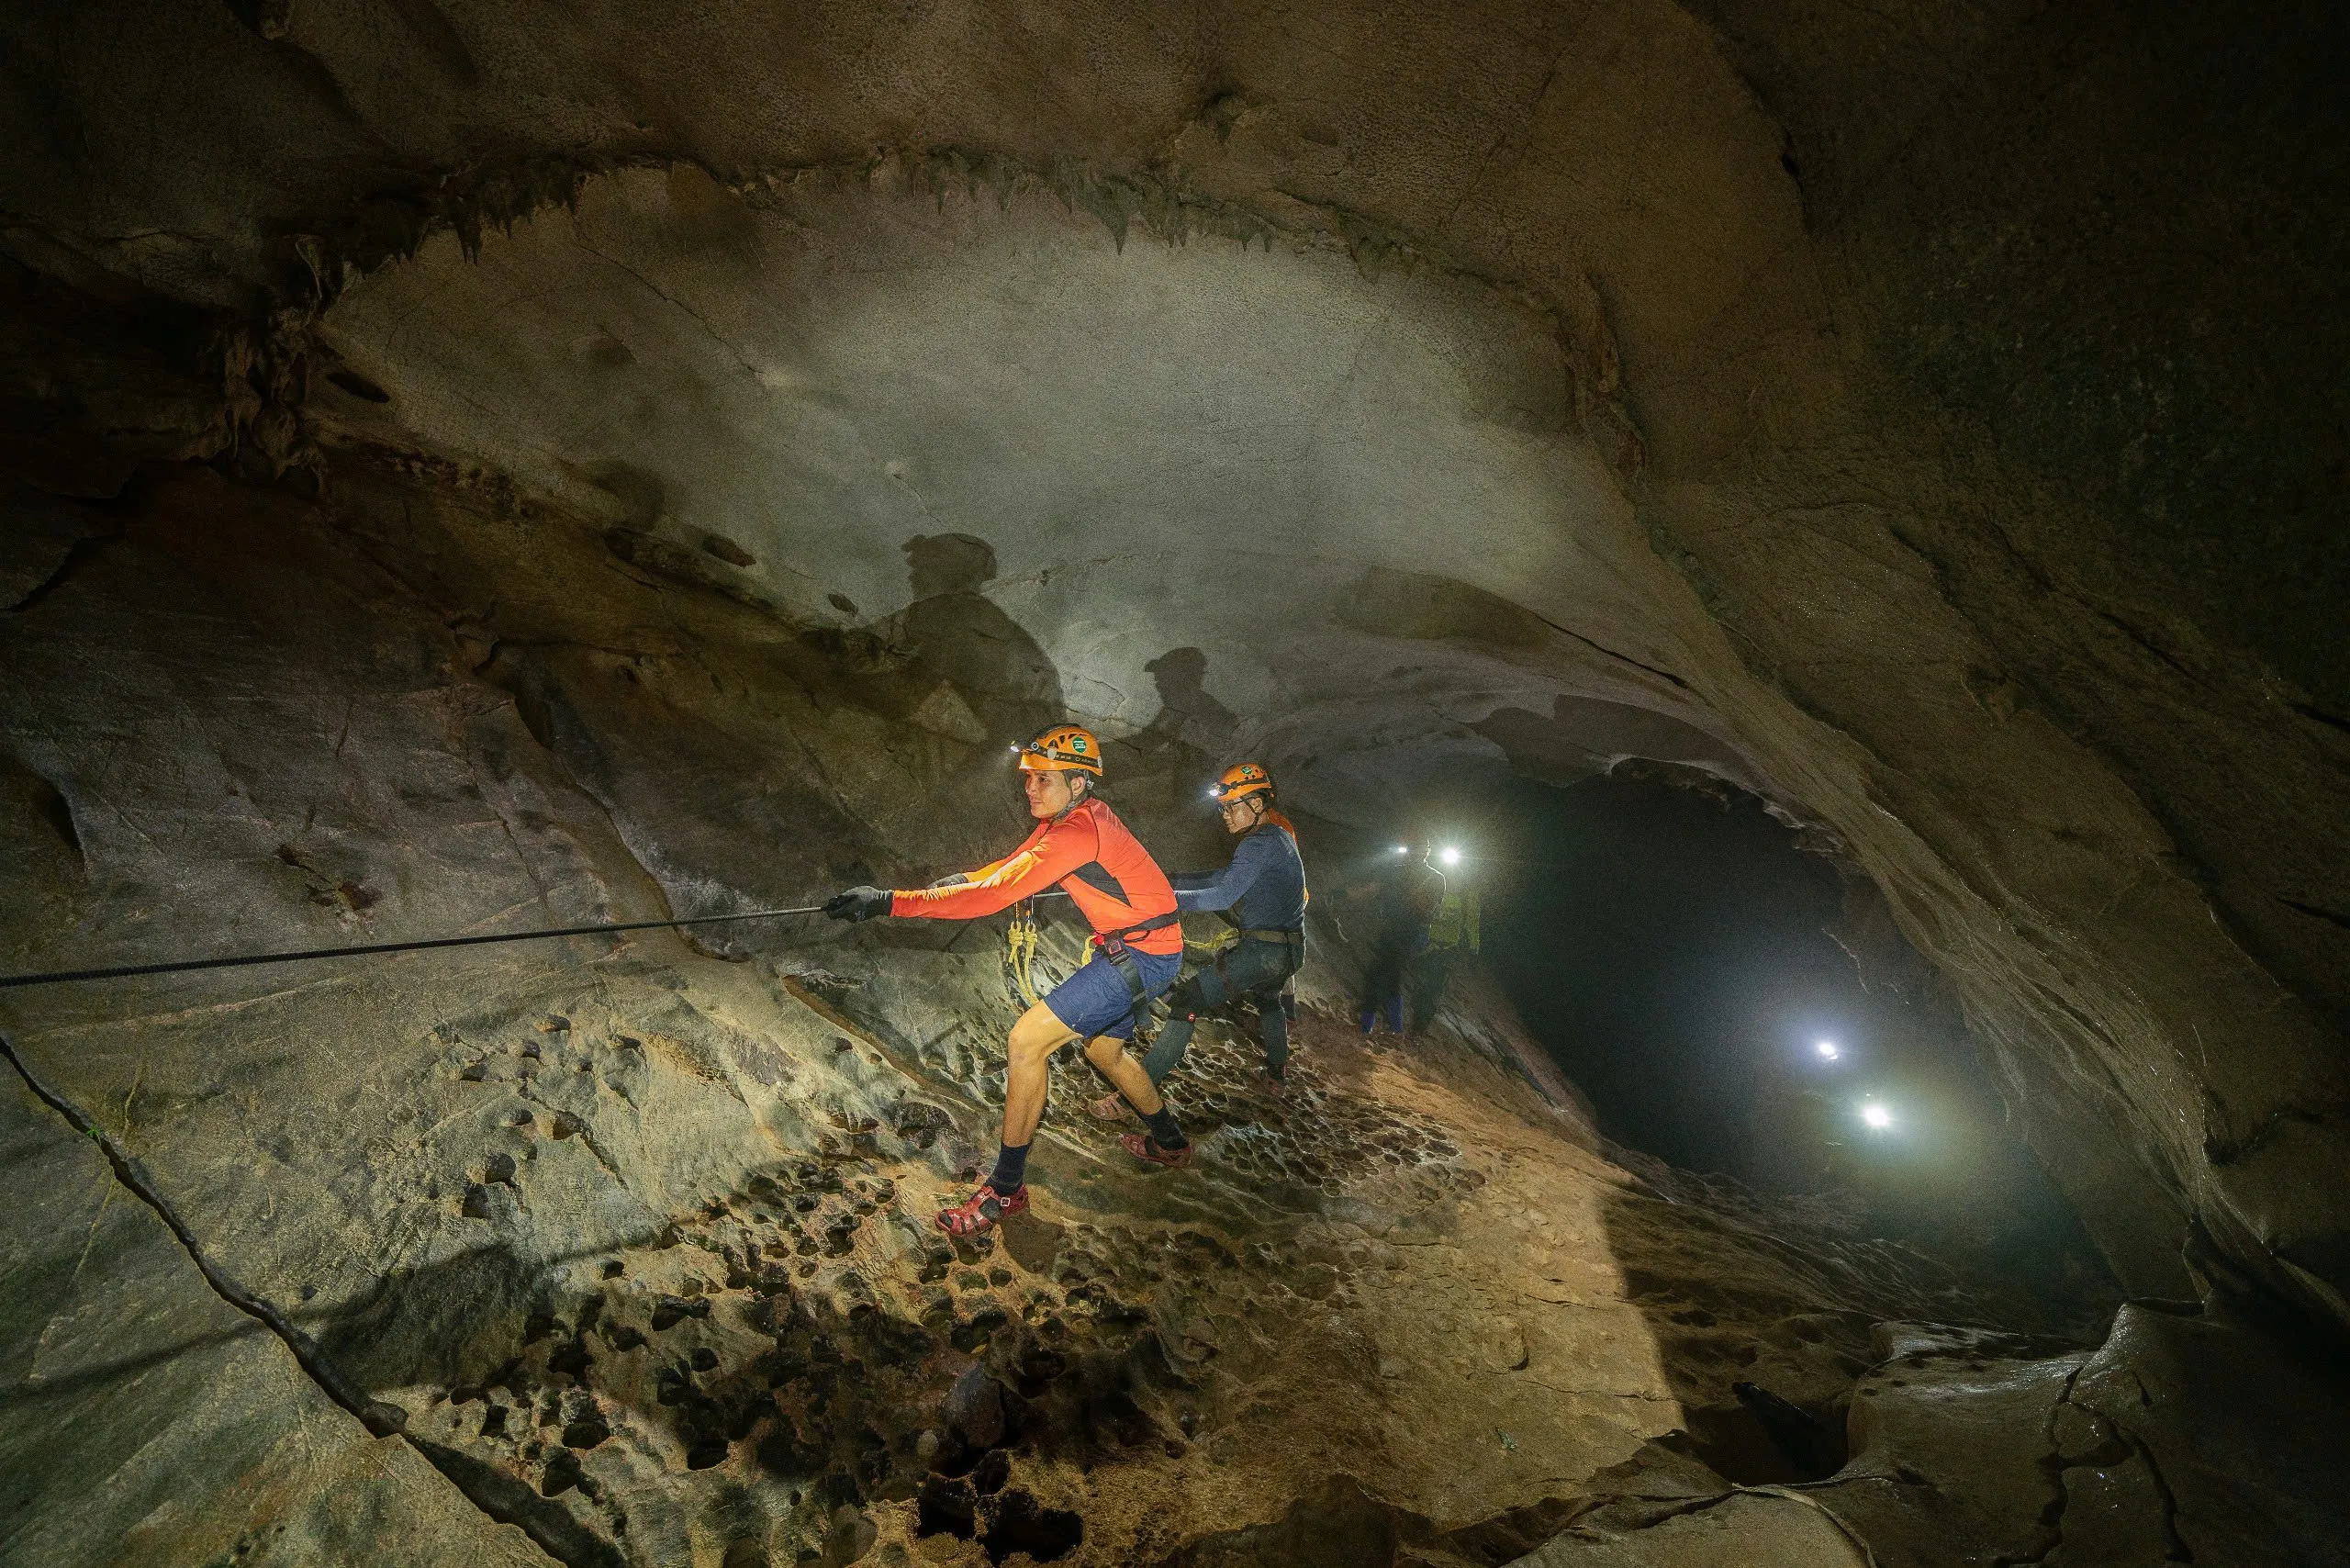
[1014,723,1104,777]
[1208,761,1275,805]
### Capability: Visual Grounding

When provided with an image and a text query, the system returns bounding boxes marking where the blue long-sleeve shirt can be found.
[1171,824,1306,932]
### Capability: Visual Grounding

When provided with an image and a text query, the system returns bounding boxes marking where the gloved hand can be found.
[823,886,894,923]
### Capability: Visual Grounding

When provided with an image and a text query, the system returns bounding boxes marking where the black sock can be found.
[987,1141,1030,1193]
[1142,1106,1188,1149]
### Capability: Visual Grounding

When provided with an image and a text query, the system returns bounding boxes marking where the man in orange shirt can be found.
[822,723,1192,1237]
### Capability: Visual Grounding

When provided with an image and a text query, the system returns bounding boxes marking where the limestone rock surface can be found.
[4,0,2340,1323]
[0,2,2345,1562]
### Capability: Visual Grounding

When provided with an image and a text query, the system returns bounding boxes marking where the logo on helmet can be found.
[1209,761,1276,802]
[1017,723,1106,776]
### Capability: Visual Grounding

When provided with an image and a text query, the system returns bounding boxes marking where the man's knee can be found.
[1008,1006,1071,1065]
[1080,1034,1128,1070]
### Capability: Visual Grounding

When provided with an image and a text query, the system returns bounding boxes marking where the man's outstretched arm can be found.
[890,820,1095,920]
[1171,833,1275,913]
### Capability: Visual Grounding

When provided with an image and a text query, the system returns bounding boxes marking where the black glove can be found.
[823,886,894,923]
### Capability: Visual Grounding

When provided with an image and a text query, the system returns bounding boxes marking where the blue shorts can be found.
[1044,948,1181,1041]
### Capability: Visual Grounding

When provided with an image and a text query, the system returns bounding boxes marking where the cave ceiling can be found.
[310,162,1751,812]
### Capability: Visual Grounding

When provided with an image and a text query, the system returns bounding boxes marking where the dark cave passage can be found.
[1481,772,1860,1182]
[1471,769,2113,1303]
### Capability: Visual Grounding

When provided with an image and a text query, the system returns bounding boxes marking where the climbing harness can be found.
[1161,923,1304,1050]
[1225,923,1305,979]
[0,902,835,991]
[1093,910,1183,1032]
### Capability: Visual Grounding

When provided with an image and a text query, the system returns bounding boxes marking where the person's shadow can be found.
[891,533,1064,749]
[1100,645,1241,856]
[1134,646,1237,757]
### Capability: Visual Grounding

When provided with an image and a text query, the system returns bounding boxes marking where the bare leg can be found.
[1082,1035,1165,1117]
[1001,1002,1078,1148]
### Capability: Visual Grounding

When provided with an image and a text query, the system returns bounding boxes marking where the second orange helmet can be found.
[1208,760,1275,803]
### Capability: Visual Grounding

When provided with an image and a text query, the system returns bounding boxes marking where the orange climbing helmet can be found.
[1208,760,1275,804]
[1015,722,1104,777]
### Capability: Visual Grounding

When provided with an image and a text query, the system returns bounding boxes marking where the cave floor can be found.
[0,926,2173,1568]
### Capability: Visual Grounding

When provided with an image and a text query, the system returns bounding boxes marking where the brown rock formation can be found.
[1,3,2344,1562]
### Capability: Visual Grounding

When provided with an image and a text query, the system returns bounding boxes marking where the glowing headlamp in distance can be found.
[1860,1102,1893,1131]
[1816,1039,1840,1060]
[1438,846,1461,866]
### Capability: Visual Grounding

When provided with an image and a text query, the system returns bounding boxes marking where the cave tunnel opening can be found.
[1463,767,2113,1296]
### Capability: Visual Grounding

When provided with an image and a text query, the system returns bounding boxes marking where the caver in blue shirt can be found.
[1169,823,1306,932]
[1141,822,1308,1090]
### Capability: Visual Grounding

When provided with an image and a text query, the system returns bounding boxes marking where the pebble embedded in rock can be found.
[944,1364,1004,1449]
[652,1295,711,1331]
[561,1412,610,1450]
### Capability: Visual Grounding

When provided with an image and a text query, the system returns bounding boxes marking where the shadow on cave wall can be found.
[875,540,1241,874]
[1133,647,1238,759]
[1094,645,1245,870]
[891,532,1065,753]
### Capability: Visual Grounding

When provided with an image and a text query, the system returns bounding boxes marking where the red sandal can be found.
[1120,1133,1193,1170]
[1087,1092,1137,1123]
[934,1183,1029,1237]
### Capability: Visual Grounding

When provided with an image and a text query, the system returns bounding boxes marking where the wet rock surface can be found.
[0,0,2343,1330]
[6,927,2204,1568]
[0,408,2336,1564]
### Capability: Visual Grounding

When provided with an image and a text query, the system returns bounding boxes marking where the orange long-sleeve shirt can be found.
[890,797,1182,957]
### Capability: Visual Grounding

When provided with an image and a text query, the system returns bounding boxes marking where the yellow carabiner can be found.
[1006,901,1044,1007]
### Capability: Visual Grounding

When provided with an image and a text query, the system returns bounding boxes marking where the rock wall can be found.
[1,1,2346,1561]
[2,334,2342,1565]
[4,0,2339,1323]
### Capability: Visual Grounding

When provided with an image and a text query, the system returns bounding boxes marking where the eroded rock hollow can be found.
[2,3,2344,1564]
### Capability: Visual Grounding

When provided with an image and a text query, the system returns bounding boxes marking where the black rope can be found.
[0,903,829,991]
